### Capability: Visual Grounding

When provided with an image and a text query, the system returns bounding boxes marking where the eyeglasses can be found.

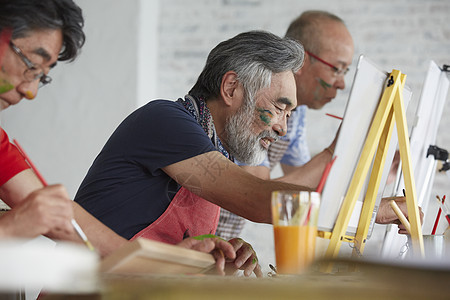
[306,51,349,77]
[9,42,52,88]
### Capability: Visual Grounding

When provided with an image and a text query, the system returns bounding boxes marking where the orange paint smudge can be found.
[25,91,34,99]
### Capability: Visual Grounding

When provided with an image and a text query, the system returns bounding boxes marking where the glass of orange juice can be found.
[271,190,320,274]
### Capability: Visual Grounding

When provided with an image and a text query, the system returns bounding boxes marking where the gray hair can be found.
[189,30,304,105]
[285,10,345,55]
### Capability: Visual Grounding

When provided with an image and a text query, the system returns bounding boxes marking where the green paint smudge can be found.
[0,79,14,94]
[252,257,257,264]
[318,78,332,90]
[192,234,226,241]
[0,66,14,94]
[257,108,273,126]
[313,87,322,101]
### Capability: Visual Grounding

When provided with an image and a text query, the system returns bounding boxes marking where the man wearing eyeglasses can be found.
[216,11,354,240]
[244,11,353,186]
[0,0,86,239]
[216,11,418,240]
[1,39,55,106]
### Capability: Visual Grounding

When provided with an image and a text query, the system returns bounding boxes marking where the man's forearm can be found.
[0,169,44,207]
[47,202,127,258]
[277,149,333,188]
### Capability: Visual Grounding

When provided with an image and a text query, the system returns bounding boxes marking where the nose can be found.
[16,80,39,100]
[334,75,346,90]
[272,115,288,137]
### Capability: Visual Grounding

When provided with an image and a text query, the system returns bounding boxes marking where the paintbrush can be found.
[436,195,450,226]
[325,113,343,120]
[389,200,411,235]
[13,139,95,251]
[431,195,446,235]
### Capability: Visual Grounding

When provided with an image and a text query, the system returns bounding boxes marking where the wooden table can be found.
[42,258,450,300]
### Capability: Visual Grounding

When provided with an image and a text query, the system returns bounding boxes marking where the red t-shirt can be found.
[0,127,30,186]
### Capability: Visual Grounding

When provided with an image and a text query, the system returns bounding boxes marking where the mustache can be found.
[257,129,279,143]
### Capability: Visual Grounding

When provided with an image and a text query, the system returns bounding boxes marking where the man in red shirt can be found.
[0,0,84,239]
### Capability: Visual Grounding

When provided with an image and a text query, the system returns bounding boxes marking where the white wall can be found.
[2,0,158,197]
[1,0,449,274]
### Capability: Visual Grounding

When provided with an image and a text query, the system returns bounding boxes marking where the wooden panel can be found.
[100,238,215,275]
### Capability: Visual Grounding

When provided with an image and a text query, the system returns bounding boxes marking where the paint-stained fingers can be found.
[240,256,263,277]
[234,242,253,267]
[227,237,262,277]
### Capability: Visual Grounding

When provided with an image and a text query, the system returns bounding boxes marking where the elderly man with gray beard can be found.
[75,30,311,277]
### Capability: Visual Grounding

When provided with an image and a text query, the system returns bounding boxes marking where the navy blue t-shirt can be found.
[74,100,217,239]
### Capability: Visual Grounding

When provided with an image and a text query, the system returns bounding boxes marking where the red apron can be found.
[130,187,220,244]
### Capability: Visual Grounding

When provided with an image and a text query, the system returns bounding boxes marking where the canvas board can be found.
[317,55,412,235]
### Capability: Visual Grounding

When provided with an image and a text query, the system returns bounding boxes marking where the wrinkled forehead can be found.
[316,23,354,64]
[13,29,63,68]
[256,71,297,108]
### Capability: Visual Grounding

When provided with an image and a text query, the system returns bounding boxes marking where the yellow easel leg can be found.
[393,74,424,257]
[353,105,396,257]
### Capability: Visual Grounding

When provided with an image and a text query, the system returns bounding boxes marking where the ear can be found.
[296,52,311,76]
[220,71,239,107]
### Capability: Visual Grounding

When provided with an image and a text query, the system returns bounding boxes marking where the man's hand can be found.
[224,238,263,277]
[177,235,236,276]
[0,184,74,238]
[376,197,424,234]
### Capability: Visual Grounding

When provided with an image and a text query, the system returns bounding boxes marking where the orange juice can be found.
[273,225,317,274]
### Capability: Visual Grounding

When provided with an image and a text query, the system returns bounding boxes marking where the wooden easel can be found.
[319,70,424,272]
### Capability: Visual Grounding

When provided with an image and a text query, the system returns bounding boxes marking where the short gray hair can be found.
[189,30,304,104]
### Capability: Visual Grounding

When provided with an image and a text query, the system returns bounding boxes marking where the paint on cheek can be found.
[0,29,13,94]
[0,66,14,94]
[257,108,273,126]
[313,86,322,101]
[318,78,332,90]
[0,78,14,94]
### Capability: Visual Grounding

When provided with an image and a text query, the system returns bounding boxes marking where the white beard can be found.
[224,102,278,165]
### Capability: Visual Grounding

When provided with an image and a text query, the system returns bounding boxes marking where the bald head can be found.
[285,10,352,56]
[285,10,354,109]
